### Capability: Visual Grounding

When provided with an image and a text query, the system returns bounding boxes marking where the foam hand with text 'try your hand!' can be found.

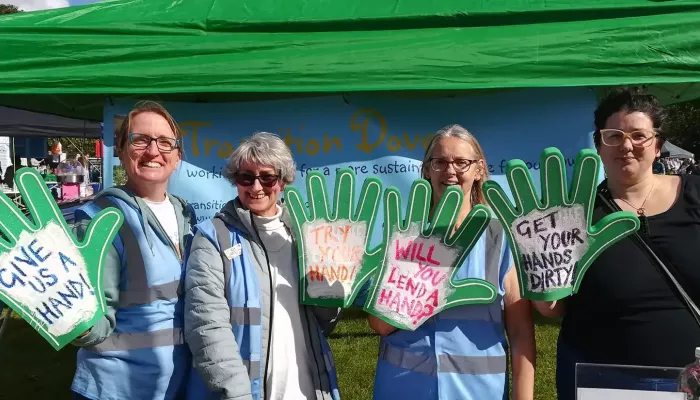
[361,180,498,331]
[284,168,382,308]
[0,168,123,350]
[483,148,639,301]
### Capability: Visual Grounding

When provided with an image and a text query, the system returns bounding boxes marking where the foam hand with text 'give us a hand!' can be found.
[284,168,382,308]
[483,148,640,301]
[361,180,498,331]
[0,168,123,350]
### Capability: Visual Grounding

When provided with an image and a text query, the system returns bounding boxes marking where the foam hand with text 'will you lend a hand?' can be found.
[0,168,123,350]
[483,148,640,302]
[284,168,382,308]
[361,180,498,331]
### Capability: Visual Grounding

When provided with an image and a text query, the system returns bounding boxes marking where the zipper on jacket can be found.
[249,212,274,399]
[304,308,327,398]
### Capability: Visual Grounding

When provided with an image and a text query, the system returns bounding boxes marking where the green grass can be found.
[0,309,559,400]
[330,309,560,400]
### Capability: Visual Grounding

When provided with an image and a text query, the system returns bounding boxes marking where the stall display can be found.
[56,159,88,201]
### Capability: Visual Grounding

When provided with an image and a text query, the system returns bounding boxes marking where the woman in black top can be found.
[535,89,700,399]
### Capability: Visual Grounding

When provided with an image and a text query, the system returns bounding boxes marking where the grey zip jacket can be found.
[184,198,342,400]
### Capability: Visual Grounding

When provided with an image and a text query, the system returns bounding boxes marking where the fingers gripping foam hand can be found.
[362,180,498,331]
[483,148,640,301]
[0,168,123,350]
[284,168,382,308]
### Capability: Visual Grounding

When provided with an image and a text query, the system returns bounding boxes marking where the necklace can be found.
[617,179,656,217]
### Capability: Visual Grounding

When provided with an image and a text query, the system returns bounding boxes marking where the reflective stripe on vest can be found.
[212,217,262,383]
[379,220,507,376]
[87,197,183,351]
[89,327,185,352]
[93,198,182,308]
[230,307,262,325]
[379,341,507,376]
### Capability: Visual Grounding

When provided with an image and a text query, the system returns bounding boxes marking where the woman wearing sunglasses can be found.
[368,124,536,400]
[184,132,340,400]
[534,89,700,399]
[70,101,196,399]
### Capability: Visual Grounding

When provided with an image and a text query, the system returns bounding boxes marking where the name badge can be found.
[224,243,242,260]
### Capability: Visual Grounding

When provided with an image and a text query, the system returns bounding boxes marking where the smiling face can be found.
[426,137,484,207]
[119,111,180,195]
[597,111,661,185]
[235,161,285,217]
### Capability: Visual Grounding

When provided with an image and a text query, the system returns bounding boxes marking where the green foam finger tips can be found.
[362,180,498,331]
[0,168,124,350]
[285,168,382,308]
[483,148,640,301]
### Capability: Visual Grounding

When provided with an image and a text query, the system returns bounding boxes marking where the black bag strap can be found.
[597,187,700,329]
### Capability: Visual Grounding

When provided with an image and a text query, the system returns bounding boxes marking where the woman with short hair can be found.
[71,101,195,400]
[184,132,340,400]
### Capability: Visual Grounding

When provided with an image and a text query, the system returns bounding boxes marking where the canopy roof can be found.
[2,0,700,120]
[0,107,101,138]
[662,140,695,159]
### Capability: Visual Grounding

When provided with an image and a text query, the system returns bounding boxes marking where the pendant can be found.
[637,208,645,216]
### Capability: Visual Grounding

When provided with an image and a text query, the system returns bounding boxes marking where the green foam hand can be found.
[284,168,382,308]
[362,180,498,331]
[0,168,123,350]
[483,148,640,301]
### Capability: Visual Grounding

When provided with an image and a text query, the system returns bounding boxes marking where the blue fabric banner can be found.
[103,88,597,245]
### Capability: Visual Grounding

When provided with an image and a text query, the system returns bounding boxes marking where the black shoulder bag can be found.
[597,187,700,329]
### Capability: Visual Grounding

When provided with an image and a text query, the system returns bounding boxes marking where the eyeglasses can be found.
[234,173,280,187]
[128,133,180,153]
[428,158,479,173]
[599,129,658,148]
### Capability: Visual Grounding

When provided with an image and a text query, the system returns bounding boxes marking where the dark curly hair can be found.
[593,88,667,147]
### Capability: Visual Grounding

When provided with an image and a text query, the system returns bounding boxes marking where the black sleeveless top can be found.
[560,174,700,367]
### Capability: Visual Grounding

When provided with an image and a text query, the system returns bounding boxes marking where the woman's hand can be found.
[504,267,536,400]
[367,314,397,336]
[532,299,566,318]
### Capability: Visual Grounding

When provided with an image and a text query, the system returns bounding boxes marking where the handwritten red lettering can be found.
[395,240,412,260]
[307,264,358,282]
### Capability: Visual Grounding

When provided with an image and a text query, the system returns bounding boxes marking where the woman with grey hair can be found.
[184,132,341,400]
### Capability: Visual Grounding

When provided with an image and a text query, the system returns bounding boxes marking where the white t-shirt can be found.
[143,197,179,248]
[253,206,315,400]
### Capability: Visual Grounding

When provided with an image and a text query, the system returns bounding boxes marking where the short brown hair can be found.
[116,100,182,156]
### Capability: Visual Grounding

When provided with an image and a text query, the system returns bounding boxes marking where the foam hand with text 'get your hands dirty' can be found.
[483,148,640,301]
[284,168,382,308]
[0,168,123,350]
[361,180,498,331]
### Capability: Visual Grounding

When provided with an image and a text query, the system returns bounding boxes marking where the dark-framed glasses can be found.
[234,173,280,187]
[599,129,658,147]
[128,133,180,153]
[429,158,479,173]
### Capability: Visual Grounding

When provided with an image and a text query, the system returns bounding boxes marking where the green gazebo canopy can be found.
[1,0,700,120]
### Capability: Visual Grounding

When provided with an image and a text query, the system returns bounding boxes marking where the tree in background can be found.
[664,100,700,158]
[48,138,97,158]
[0,4,22,14]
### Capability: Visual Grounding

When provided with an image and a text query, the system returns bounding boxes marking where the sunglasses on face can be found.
[234,173,280,187]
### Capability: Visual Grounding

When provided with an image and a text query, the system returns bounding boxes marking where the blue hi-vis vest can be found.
[186,217,340,400]
[373,220,513,400]
[71,196,190,400]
